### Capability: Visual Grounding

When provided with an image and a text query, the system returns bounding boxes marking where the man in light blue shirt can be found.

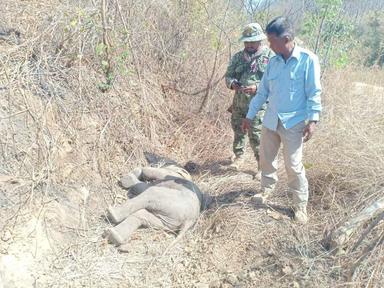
[242,16,322,223]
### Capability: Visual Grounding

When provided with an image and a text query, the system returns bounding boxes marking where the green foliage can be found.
[298,1,384,68]
[299,0,355,68]
[95,41,113,92]
[333,51,349,68]
[64,9,96,34]
[97,72,113,92]
[95,43,106,56]
[363,11,384,67]
[210,32,222,50]
[62,8,116,91]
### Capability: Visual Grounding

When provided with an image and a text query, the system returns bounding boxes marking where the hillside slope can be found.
[1,1,383,287]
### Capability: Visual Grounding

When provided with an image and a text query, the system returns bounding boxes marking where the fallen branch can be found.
[347,230,384,281]
[323,196,384,253]
[352,211,384,252]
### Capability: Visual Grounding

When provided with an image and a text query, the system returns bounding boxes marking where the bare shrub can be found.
[1,0,384,287]
[306,67,384,285]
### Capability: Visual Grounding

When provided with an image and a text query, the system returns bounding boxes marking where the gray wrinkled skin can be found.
[103,165,207,247]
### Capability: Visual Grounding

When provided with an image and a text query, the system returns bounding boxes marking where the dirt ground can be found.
[0,150,340,288]
[1,1,383,286]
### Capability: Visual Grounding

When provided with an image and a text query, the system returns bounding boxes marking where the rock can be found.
[266,249,275,257]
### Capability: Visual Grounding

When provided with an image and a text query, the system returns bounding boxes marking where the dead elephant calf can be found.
[103,164,207,247]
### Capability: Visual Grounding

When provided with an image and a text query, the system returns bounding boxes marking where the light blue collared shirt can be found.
[246,45,322,130]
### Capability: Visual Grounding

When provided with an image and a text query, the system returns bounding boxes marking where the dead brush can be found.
[306,67,384,285]
[0,0,246,287]
[2,0,384,287]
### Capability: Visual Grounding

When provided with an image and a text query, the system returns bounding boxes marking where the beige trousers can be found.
[259,120,308,208]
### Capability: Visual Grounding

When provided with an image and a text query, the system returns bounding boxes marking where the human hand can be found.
[242,85,257,95]
[231,81,242,91]
[241,118,252,133]
[303,121,317,142]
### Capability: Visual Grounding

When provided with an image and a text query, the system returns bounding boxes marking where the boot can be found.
[230,154,245,170]
[251,187,273,204]
[254,158,261,180]
[293,206,308,224]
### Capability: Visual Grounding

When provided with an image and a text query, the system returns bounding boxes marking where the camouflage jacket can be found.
[225,46,274,111]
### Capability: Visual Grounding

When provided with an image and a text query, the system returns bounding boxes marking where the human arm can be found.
[241,67,270,132]
[303,121,317,142]
[245,65,270,120]
[303,55,322,141]
[305,55,322,122]
[242,85,257,95]
[241,49,274,96]
[225,53,241,90]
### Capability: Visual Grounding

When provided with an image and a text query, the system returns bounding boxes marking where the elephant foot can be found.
[120,173,140,189]
[107,206,125,224]
[103,227,125,246]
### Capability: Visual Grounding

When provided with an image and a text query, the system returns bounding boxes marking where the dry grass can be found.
[1,1,383,287]
[305,68,384,286]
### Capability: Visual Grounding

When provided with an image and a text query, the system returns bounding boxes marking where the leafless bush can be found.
[1,0,384,287]
[306,67,384,285]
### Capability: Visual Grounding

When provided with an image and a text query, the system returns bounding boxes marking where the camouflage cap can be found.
[239,23,266,42]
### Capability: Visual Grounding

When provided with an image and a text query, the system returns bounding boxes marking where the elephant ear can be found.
[184,161,199,174]
[202,194,213,211]
[144,151,177,166]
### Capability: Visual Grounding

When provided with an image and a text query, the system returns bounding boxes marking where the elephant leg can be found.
[104,214,142,246]
[107,193,150,224]
[129,182,152,196]
[134,209,166,229]
[120,168,143,189]
[141,167,178,181]
[104,209,166,246]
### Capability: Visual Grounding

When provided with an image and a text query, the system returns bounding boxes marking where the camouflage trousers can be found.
[231,108,264,160]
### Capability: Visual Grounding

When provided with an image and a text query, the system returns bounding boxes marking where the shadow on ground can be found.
[207,189,294,219]
[198,159,257,178]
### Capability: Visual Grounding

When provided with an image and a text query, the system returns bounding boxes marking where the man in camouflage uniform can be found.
[225,23,274,170]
